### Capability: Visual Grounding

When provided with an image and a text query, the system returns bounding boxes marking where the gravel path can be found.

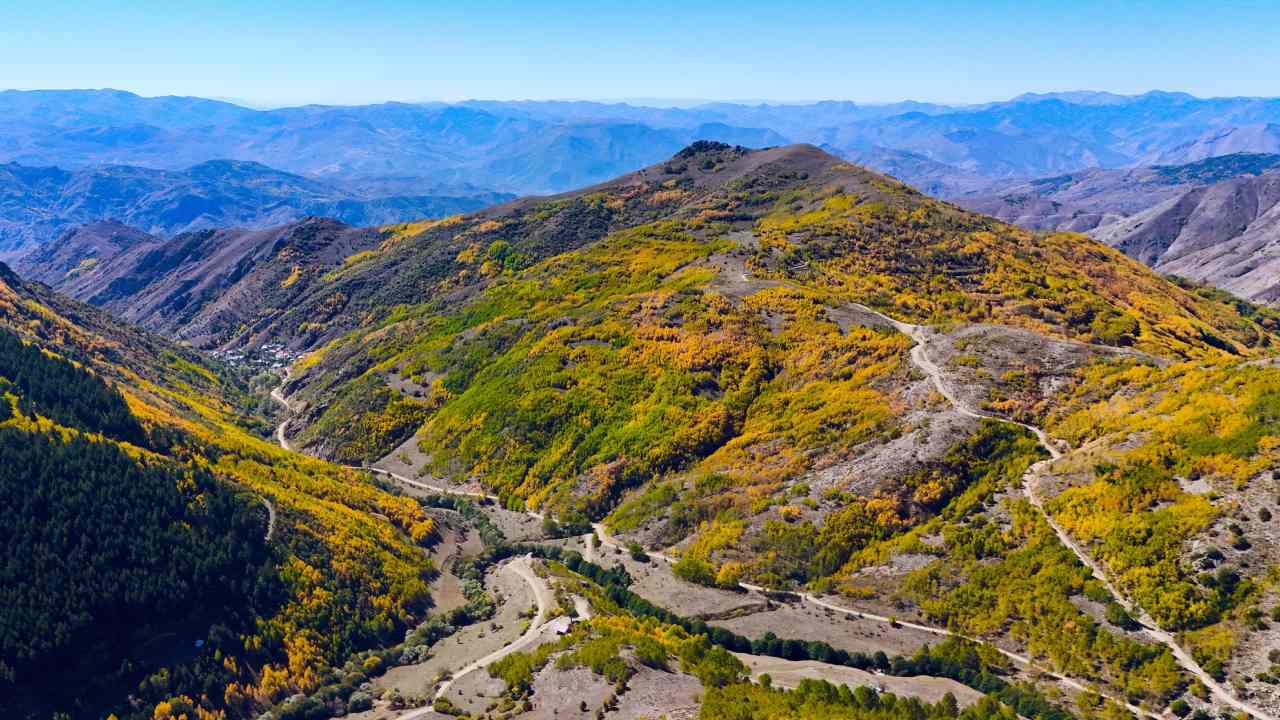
[433,556,554,701]
[268,321,1269,719]
[260,496,276,541]
[850,303,1275,720]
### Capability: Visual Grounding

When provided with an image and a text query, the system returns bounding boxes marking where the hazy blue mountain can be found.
[0,90,795,196]
[0,158,511,258]
[6,88,1280,212]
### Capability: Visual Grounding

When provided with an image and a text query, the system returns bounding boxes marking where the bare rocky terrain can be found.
[1093,171,1280,303]
[956,154,1280,306]
[955,154,1280,232]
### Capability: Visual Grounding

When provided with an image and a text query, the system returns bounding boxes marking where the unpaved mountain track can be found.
[260,496,277,541]
[270,377,549,719]
[592,523,1159,719]
[270,382,296,452]
[269,330,1266,719]
[432,556,553,701]
[847,303,1275,720]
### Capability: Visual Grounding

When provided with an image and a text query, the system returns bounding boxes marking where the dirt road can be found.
[590,519,1158,718]
[260,496,276,541]
[850,303,1274,720]
[269,382,296,452]
[432,556,553,701]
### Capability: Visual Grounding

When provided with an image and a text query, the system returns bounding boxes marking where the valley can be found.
[7,138,1280,720]
[9,0,1280,715]
[277,288,1277,718]
[232,144,1280,719]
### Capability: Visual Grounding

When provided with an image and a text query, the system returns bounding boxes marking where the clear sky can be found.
[3,0,1279,107]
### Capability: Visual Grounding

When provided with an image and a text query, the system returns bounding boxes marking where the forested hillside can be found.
[0,270,442,719]
[285,142,1273,481]
[9,141,1280,719]
[0,325,271,716]
[16,217,387,348]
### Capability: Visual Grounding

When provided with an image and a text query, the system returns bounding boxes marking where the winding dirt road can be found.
[270,376,551,719]
[270,383,296,452]
[590,521,1159,719]
[260,497,277,541]
[432,556,554,701]
[848,303,1274,720]
[268,329,1270,720]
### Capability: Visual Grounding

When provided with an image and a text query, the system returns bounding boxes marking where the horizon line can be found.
[5,86,1278,112]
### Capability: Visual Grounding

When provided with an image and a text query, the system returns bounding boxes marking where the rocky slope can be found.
[952,154,1280,306]
[955,153,1280,231]
[17,216,386,348]
[1092,170,1280,303]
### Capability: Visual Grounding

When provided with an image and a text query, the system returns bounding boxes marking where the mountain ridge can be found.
[0,158,511,258]
[955,152,1280,231]
[17,216,387,348]
[9,140,1280,719]
[7,88,1280,203]
[1092,170,1280,303]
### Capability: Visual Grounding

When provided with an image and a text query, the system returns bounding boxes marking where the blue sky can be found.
[3,0,1278,106]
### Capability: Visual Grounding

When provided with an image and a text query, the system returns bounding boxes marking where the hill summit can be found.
[274,141,1272,476]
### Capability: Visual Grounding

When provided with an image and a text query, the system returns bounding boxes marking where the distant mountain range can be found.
[10,88,1280,311]
[0,158,510,258]
[5,88,1280,203]
[21,151,1280,347]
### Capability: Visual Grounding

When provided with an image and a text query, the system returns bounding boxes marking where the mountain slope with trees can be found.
[16,217,390,348]
[0,264,444,719]
[9,141,1280,719]
[251,143,1280,715]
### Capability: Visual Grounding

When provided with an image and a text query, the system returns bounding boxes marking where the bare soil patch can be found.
[734,653,983,707]
[427,519,484,615]
[521,665,614,720]
[376,559,536,700]
[374,433,435,481]
[613,665,703,719]
[715,601,941,658]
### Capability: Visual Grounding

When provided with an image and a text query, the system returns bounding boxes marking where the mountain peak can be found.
[674,140,744,158]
